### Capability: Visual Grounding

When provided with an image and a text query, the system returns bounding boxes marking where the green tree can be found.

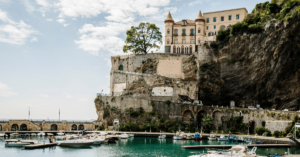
[123,22,162,54]
[202,115,214,132]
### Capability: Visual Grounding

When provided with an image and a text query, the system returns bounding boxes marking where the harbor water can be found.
[1,136,299,157]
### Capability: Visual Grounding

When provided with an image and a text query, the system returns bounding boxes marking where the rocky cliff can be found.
[207,17,300,110]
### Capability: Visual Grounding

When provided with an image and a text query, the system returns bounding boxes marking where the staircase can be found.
[289,137,300,146]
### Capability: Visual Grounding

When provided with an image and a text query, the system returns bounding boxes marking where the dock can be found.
[23,143,58,149]
[183,144,293,149]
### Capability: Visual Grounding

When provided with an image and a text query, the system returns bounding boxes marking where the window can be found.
[191,40,194,44]
[212,32,214,36]
[221,16,224,21]
[175,30,178,35]
[119,65,123,71]
[185,47,188,54]
[213,17,216,22]
[175,40,177,44]
[214,25,216,29]
[167,41,169,44]
[191,29,194,35]
[181,46,184,54]
[208,33,211,36]
[173,47,176,53]
[229,15,232,20]
[177,47,180,54]
[206,26,208,30]
[167,31,170,34]
[206,18,209,23]
[183,21,186,25]
[198,30,200,33]
[182,30,186,35]
[236,15,239,20]
[190,46,192,53]
[182,40,185,44]
[198,40,200,43]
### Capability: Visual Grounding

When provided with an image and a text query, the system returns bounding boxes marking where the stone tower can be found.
[164,12,174,53]
[195,11,205,44]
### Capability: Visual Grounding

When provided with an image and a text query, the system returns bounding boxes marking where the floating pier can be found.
[183,144,293,149]
[23,143,58,149]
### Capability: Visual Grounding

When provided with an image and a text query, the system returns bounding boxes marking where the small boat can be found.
[217,134,228,141]
[119,134,129,139]
[128,133,134,137]
[236,136,244,142]
[245,138,252,143]
[158,134,166,139]
[186,133,193,140]
[180,132,187,140]
[57,140,94,147]
[31,133,36,136]
[0,133,7,137]
[48,133,54,136]
[5,139,38,146]
[173,132,182,140]
[194,132,201,141]
[228,135,235,142]
[37,132,45,136]
[208,134,217,141]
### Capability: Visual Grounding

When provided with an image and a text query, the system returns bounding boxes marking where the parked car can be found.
[248,106,257,109]
[283,109,289,111]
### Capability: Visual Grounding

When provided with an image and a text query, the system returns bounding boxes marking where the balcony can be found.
[182,33,186,36]
[190,33,194,36]
[173,34,178,36]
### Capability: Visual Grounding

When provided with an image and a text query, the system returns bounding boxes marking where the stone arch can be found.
[78,124,84,130]
[20,124,27,131]
[51,124,57,130]
[173,45,176,53]
[182,109,195,124]
[189,45,192,53]
[11,124,18,131]
[196,109,208,128]
[181,45,184,54]
[71,124,77,130]
[177,47,180,54]
[212,110,224,129]
[119,65,123,71]
[185,47,189,54]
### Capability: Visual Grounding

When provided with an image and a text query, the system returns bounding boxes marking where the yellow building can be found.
[164,8,248,54]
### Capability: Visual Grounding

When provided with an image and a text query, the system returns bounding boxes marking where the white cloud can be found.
[188,0,210,6]
[57,19,65,23]
[35,0,49,7]
[40,94,49,98]
[23,0,35,12]
[46,18,52,21]
[63,23,68,27]
[0,82,18,97]
[30,37,38,42]
[0,9,37,45]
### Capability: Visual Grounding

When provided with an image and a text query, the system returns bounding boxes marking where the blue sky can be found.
[0,0,263,120]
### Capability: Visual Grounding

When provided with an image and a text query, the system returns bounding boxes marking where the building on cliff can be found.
[164,8,248,53]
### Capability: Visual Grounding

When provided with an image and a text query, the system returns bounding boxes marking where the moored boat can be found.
[217,134,228,141]
[186,133,193,140]
[0,133,7,137]
[208,134,217,141]
[158,134,166,139]
[194,132,201,141]
[119,134,129,139]
[57,140,94,147]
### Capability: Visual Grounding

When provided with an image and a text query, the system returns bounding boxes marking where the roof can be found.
[203,8,248,14]
[165,11,174,21]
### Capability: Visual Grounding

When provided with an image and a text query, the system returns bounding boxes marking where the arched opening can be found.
[198,28,201,33]
[181,46,184,54]
[185,47,188,54]
[182,109,194,124]
[51,124,57,130]
[11,124,18,131]
[167,28,170,34]
[189,46,192,53]
[173,46,176,54]
[220,25,226,31]
[213,110,223,129]
[196,110,207,129]
[177,47,180,54]
[20,124,27,131]
[118,65,123,71]
[78,124,84,130]
[71,124,77,130]
[0,125,2,131]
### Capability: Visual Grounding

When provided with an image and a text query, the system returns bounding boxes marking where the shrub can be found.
[263,130,272,136]
[262,121,266,127]
[165,100,171,105]
[98,125,104,130]
[149,111,156,116]
[111,97,115,102]
[130,111,139,118]
[150,100,155,106]
[230,22,248,35]
[255,127,270,135]
[273,131,280,137]
[138,107,145,114]
[94,97,100,103]
[200,63,210,72]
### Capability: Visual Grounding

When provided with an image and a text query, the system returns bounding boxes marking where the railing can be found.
[173,34,178,36]
[182,33,186,36]
[190,33,194,36]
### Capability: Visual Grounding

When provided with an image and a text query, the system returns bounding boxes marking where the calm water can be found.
[0,136,299,157]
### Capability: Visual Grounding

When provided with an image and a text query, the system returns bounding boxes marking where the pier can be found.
[23,143,58,149]
[183,144,293,149]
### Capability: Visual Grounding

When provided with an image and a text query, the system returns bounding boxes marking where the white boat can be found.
[0,133,6,137]
[128,133,134,137]
[48,133,54,136]
[173,131,182,140]
[37,132,45,136]
[217,134,228,141]
[188,145,265,157]
[119,134,129,139]
[158,134,166,139]
[208,134,217,141]
[5,139,38,147]
[31,133,36,136]
[55,135,66,140]
[186,133,193,140]
[57,140,94,147]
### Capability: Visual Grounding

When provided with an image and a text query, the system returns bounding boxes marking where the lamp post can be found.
[247,125,250,135]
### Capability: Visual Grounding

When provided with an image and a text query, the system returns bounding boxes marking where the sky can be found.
[0,0,264,120]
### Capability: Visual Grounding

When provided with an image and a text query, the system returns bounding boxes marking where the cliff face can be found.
[213,17,300,110]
